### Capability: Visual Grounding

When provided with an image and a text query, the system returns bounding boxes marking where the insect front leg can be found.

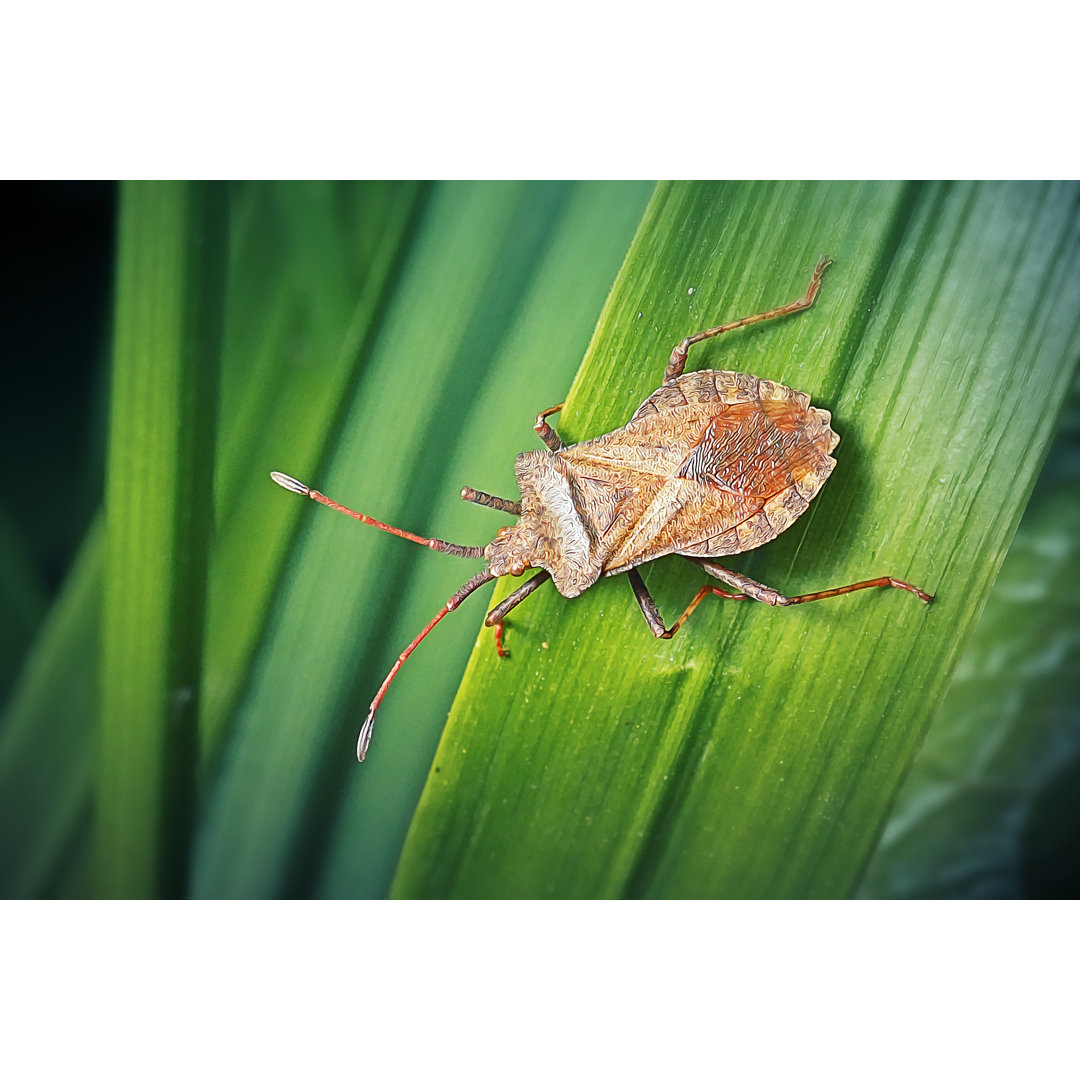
[534,402,565,451]
[664,258,832,381]
[627,568,747,640]
[484,570,552,657]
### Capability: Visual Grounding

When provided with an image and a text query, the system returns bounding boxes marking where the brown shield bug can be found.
[272,258,933,761]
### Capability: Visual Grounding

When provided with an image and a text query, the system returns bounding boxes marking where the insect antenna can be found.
[357,568,496,761]
[270,472,486,559]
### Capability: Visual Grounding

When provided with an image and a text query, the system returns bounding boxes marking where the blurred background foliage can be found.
[0,180,1076,898]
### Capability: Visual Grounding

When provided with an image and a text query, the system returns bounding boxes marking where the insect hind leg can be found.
[629,557,933,642]
[695,559,934,606]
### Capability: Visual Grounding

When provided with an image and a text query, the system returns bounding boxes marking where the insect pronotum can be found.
[272,258,933,761]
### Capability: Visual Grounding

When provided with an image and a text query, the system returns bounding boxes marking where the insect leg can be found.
[484,570,552,657]
[460,486,522,515]
[695,559,934,606]
[694,561,790,605]
[627,568,747,639]
[534,402,566,451]
[484,571,551,625]
[665,258,832,381]
[631,556,932,642]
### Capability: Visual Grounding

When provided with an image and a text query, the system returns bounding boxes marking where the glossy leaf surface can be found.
[393,181,1080,898]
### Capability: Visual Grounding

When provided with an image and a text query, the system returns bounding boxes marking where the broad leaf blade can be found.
[392,181,1080,899]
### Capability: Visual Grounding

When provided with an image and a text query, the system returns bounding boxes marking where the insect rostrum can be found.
[272,259,933,762]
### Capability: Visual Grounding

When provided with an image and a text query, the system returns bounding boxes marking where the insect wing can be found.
[562,370,839,572]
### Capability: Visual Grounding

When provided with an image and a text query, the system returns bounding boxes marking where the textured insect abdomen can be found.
[671,369,839,559]
[561,370,840,575]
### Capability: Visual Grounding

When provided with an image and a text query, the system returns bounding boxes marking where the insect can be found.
[272,258,933,761]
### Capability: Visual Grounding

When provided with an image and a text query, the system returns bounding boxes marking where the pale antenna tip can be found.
[270,471,310,496]
[357,712,376,763]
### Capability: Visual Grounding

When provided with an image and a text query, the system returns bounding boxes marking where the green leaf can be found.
[191,180,654,898]
[98,181,228,897]
[0,502,47,700]
[0,519,101,897]
[201,181,425,756]
[860,376,1080,898]
[391,181,1080,899]
[0,181,427,896]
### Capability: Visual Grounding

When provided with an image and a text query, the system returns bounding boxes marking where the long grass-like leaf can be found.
[392,181,1080,899]
[192,181,653,897]
[0,520,101,897]
[0,503,47,699]
[860,377,1080,897]
[201,181,425,755]
[98,181,227,896]
[1,183,424,897]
